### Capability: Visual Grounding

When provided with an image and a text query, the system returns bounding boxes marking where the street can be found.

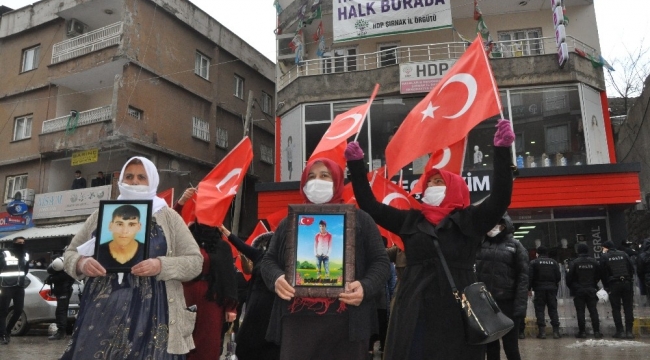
[3,328,650,360]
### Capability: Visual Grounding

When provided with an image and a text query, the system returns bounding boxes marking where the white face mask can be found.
[487,225,502,238]
[421,186,446,206]
[303,179,334,204]
[120,184,149,193]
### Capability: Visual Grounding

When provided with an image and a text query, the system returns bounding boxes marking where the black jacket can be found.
[529,255,561,291]
[0,245,29,287]
[636,239,650,295]
[46,264,75,296]
[566,254,601,296]
[599,249,634,288]
[476,214,529,318]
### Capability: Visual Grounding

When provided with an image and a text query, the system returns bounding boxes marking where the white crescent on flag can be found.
[430,148,452,169]
[440,74,477,120]
[216,168,242,195]
[299,217,310,225]
[324,114,364,140]
[382,193,411,208]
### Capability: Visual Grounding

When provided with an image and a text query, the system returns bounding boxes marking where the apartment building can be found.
[0,0,275,257]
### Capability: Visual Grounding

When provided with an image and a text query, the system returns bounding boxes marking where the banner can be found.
[333,0,451,43]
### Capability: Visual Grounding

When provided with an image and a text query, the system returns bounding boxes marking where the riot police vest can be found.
[0,249,29,287]
[573,257,598,287]
[604,250,631,281]
[535,258,558,283]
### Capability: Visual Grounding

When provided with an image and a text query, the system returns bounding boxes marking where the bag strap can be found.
[432,238,460,300]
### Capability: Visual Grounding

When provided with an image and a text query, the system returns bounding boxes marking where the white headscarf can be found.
[117,156,168,214]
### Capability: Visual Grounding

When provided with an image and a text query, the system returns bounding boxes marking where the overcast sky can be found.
[1,0,648,94]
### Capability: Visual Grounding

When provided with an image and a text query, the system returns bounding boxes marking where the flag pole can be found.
[353,84,380,142]
[232,90,255,235]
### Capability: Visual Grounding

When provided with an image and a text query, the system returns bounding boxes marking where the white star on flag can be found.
[421,102,439,122]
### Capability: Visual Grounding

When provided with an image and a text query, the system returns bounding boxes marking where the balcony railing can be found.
[277,36,600,90]
[42,105,112,134]
[51,22,123,64]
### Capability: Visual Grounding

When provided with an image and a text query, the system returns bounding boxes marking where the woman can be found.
[344,119,515,360]
[219,225,280,360]
[62,157,203,359]
[259,158,390,360]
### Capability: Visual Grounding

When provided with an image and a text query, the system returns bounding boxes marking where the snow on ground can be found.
[567,339,650,348]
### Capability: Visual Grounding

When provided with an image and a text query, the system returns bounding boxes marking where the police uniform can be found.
[0,242,29,344]
[528,247,562,339]
[46,259,75,340]
[566,245,602,338]
[600,242,635,339]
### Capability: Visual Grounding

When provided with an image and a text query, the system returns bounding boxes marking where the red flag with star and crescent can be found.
[309,84,380,169]
[157,188,174,207]
[385,35,501,177]
[195,137,253,226]
[410,137,468,195]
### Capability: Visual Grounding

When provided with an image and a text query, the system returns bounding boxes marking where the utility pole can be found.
[232,90,254,235]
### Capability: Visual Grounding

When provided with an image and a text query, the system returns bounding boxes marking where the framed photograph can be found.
[94,200,152,272]
[284,204,356,298]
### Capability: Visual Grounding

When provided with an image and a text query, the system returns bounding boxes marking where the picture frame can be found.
[94,200,152,272]
[284,204,356,298]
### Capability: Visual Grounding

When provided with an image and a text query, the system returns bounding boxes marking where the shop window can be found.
[4,174,28,204]
[305,104,331,122]
[13,115,32,141]
[22,45,40,72]
[192,117,210,142]
[545,124,569,154]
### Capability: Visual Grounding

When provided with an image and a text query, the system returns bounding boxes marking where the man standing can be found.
[314,220,332,279]
[0,237,29,344]
[600,240,635,339]
[529,245,562,339]
[71,170,86,189]
[46,256,75,340]
[636,238,650,306]
[566,243,603,339]
[91,171,107,187]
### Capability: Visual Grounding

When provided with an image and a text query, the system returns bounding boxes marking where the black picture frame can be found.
[284,204,356,298]
[94,200,152,272]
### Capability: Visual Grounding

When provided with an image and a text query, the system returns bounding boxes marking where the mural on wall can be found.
[281,107,303,182]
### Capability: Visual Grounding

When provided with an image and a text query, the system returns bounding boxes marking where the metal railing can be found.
[277,36,600,90]
[42,105,112,134]
[51,22,124,64]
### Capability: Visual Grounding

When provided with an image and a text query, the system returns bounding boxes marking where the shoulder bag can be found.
[433,238,514,345]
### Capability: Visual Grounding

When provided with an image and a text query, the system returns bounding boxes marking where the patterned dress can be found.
[60,223,183,360]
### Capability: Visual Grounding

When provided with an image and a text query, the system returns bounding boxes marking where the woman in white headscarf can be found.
[61,157,202,359]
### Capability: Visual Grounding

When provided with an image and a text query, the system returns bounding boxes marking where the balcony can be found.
[41,106,112,134]
[277,36,599,91]
[51,22,123,64]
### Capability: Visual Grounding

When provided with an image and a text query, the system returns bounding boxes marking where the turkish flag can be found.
[299,216,315,226]
[266,208,288,231]
[195,137,253,226]
[309,141,347,173]
[246,221,270,245]
[410,137,468,195]
[180,196,197,226]
[310,84,379,160]
[385,36,501,178]
[157,188,174,207]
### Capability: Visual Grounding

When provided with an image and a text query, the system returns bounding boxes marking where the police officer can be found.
[0,237,29,345]
[528,245,562,339]
[46,255,75,340]
[600,240,635,339]
[566,243,603,339]
[636,238,650,305]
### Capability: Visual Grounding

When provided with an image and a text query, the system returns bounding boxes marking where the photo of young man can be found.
[97,204,146,268]
[315,220,332,279]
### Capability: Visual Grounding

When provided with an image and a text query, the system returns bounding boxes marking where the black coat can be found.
[636,239,650,295]
[348,146,513,360]
[475,215,529,318]
[529,256,561,291]
[566,254,601,296]
[47,265,75,296]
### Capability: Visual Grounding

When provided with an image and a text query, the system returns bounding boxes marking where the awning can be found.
[0,222,85,242]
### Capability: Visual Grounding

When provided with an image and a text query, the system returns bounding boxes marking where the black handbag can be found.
[433,238,514,345]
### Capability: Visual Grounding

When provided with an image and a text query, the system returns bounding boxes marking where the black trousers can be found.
[573,290,600,332]
[533,289,559,328]
[486,300,521,360]
[54,290,72,331]
[608,281,634,331]
[0,286,25,336]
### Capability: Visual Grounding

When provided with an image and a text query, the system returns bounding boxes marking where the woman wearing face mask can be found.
[259,158,390,360]
[61,157,203,359]
[475,213,528,360]
[344,119,515,360]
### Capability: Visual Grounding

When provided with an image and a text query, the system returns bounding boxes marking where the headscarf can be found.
[299,158,344,204]
[117,156,168,214]
[420,168,470,225]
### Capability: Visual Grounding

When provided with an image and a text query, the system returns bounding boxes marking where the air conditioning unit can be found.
[67,19,87,37]
[14,188,35,206]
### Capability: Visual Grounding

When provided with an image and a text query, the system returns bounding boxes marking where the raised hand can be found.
[494,119,515,147]
[345,142,364,161]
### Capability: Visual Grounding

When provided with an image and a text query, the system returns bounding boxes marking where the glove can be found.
[493,119,515,147]
[344,141,364,161]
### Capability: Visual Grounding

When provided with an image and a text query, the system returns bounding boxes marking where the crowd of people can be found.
[2,120,650,359]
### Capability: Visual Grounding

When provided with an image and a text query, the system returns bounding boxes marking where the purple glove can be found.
[345,142,364,161]
[494,119,515,147]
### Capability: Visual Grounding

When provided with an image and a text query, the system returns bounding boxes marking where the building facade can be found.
[0,0,275,258]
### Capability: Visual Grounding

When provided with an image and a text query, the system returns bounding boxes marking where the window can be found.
[496,28,543,57]
[262,92,273,114]
[22,45,40,72]
[234,75,244,99]
[216,127,229,149]
[378,44,399,67]
[260,144,274,164]
[321,48,357,74]
[13,115,32,141]
[195,51,210,79]
[4,174,28,204]
[545,124,570,154]
[192,117,210,142]
[127,106,143,120]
